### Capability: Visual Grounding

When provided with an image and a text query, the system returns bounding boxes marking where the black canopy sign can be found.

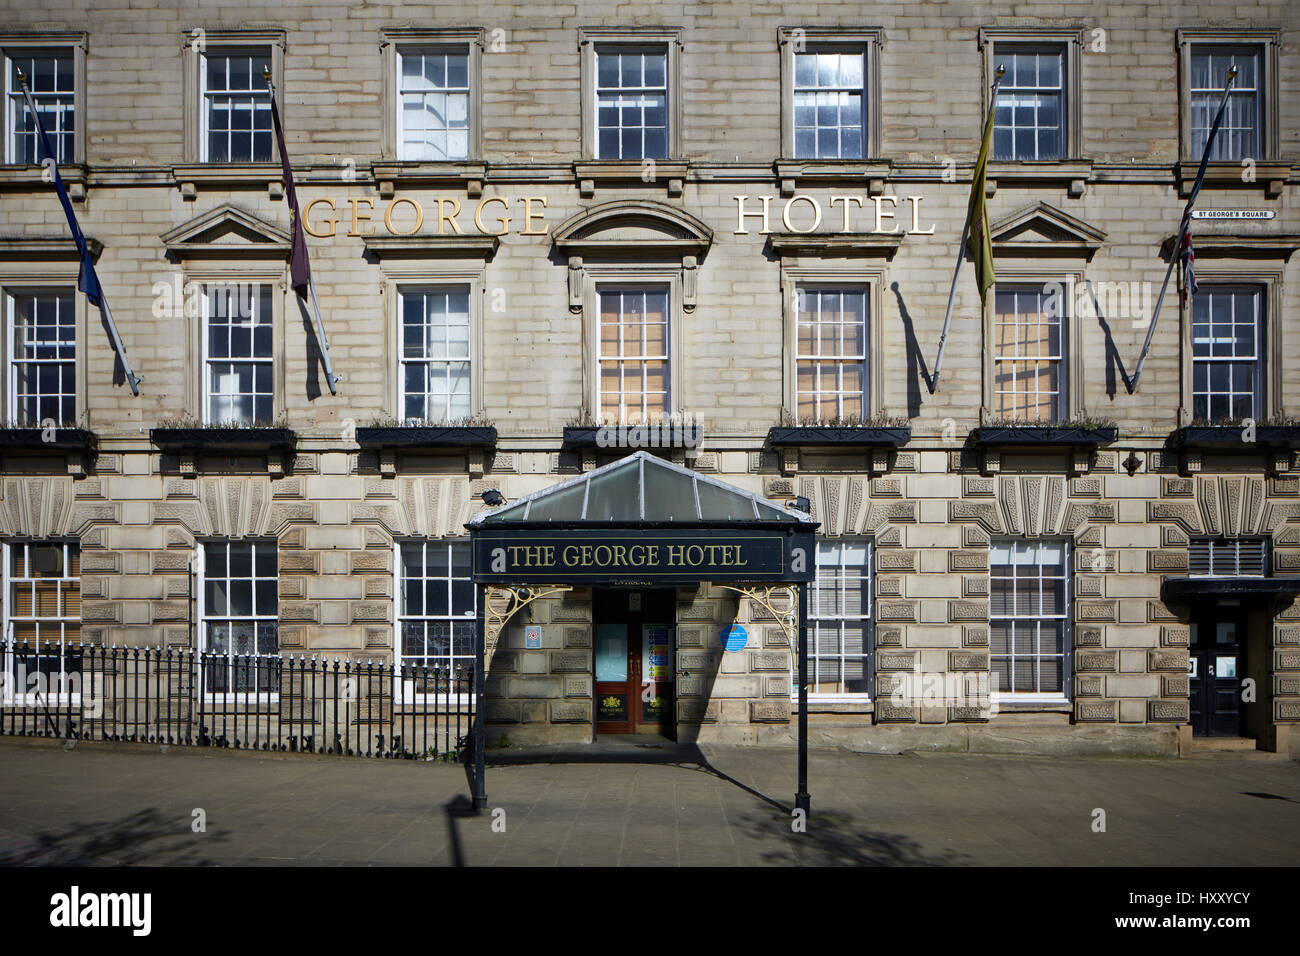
[472,528,815,585]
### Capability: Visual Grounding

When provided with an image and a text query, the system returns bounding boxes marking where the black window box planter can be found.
[767,426,911,448]
[562,426,601,448]
[0,428,96,451]
[150,427,296,454]
[1177,425,1300,450]
[355,426,497,450]
[972,425,1117,447]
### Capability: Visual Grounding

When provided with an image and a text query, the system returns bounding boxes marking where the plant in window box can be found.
[767,409,911,447]
[972,415,1118,446]
[355,413,497,449]
[150,414,296,453]
[561,411,601,448]
[0,411,96,451]
[1180,415,1300,449]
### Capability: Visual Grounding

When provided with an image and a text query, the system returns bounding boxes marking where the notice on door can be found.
[643,626,673,682]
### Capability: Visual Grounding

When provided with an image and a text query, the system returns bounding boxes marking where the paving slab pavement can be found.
[0,738,1296,866]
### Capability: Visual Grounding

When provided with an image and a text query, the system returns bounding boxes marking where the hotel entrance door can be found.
[1189,605,1246,737]
[593,588,675,737]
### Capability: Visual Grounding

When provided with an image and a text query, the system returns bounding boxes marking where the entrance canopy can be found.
[467,451,818,585]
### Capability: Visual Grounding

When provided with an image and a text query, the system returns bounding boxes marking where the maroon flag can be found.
[265,72,339,394]
[268,91,311,296]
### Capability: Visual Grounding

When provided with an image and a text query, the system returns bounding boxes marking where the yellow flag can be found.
[967,94,998,303]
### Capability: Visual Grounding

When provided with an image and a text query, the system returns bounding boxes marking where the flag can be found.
[268,90,311,296]
[966,86,999,304]
[13,64,139,393]
[18,83,101,306]
[1179,228,1196,297]
[1177,74,1233,300]
[264,72,339,394]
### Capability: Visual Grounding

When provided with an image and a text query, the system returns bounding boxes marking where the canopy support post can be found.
[796,580,810,817]
[472,584,487,811]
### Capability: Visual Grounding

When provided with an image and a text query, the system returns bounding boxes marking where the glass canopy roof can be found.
[468,451,812,525]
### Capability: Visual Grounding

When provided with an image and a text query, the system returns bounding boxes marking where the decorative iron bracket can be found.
[716,584,798,645]
[483,584,574,647]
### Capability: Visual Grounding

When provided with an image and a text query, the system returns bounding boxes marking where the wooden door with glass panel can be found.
[594,588,674,736]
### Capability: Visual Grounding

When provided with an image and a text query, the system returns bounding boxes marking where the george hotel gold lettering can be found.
[497,542,754,569]
[303,195,549,239]
[299,193,932,240]
[735,193,933,235]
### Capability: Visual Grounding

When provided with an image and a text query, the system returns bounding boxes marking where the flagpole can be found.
[305,271,339,395]
[1128,65,1236,394]
[14,64,141,396]
[930,65,1004,394]
[265,69,340,396]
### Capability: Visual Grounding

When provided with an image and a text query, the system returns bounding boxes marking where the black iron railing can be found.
[0,641,474,762]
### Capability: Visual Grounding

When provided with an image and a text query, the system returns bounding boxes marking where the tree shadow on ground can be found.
[735,807,971,866]
[0,807,230,866]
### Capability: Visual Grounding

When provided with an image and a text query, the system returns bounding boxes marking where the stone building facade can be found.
[1,0,1298,757]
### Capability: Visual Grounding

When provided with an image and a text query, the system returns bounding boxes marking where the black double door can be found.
[1188,605,1245,737]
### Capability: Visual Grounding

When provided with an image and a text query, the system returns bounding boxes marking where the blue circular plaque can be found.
[721,624,748,652]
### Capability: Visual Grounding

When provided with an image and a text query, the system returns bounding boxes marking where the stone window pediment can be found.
[988,201,1105,258]
[554,200,712,314]
[160,203,291,261]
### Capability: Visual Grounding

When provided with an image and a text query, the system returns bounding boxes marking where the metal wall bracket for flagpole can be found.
[1128,65,1236,394]
[929,66,1004,394]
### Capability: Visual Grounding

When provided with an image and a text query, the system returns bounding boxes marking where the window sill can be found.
[766,232,904,259]
[573,160,688,198]
[361,234,499,261]
[1158,232,1300,259]
[371,160,487,199]
[0,163,87,199]
[991,696,1072,713]
[791,695,873,715]
[767,425,910,448]
[1175,160,1289,199]
[0,235,102,260]
[774,159,891,196]
[171,163,283,200]
[986,160,1093,197]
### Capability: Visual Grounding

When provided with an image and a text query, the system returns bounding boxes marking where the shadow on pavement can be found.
[485,739,790,812]
[738,808,972,866]
[0,807,229,866]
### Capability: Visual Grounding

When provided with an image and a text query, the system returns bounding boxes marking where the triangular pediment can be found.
[989,202,1106,256]
[553,200,712,258]
[160,203,291,260]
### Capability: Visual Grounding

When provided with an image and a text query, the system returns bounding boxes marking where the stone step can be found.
[1189,736,1257,752]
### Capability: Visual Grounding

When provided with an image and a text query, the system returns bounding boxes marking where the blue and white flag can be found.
[14,64,140,394]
